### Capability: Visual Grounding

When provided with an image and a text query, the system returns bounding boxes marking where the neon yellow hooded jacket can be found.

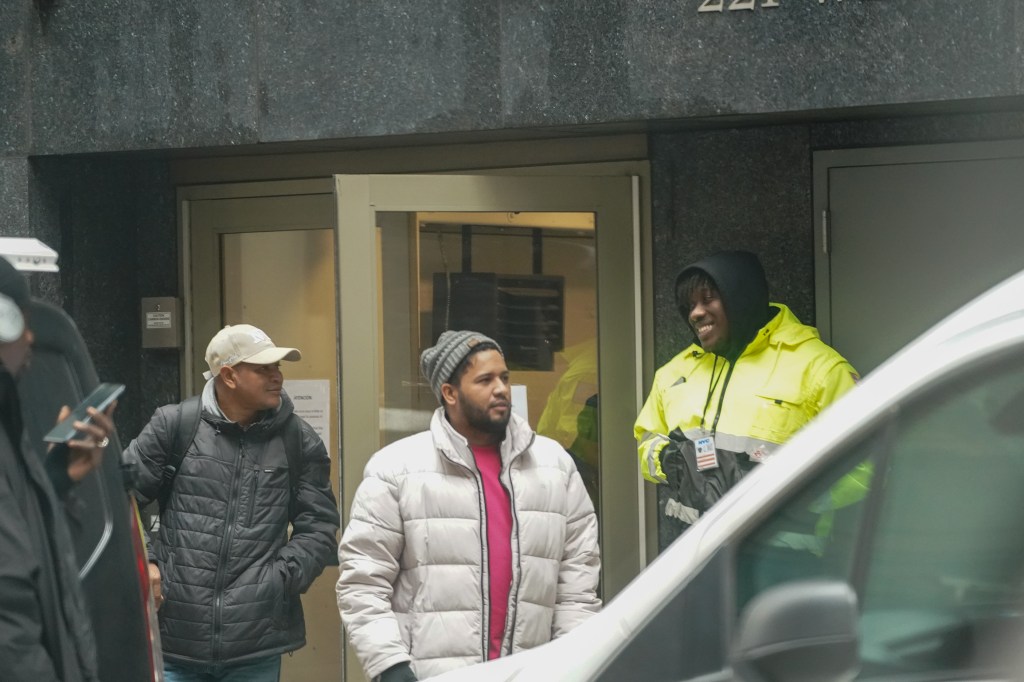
[635,303,858,483]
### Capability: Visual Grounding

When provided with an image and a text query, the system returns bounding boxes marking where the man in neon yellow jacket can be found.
[635,251,859,535]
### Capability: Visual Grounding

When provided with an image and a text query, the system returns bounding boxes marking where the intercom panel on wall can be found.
[140,297,182,349]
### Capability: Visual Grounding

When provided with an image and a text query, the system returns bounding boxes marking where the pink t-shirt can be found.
[471,444,513,660]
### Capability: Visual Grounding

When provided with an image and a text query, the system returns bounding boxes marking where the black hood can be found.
[674,250,771,361]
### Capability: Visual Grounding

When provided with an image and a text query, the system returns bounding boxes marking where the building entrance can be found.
[185,172,643,681]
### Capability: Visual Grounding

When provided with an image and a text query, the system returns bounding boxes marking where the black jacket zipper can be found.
[211,431,245,661]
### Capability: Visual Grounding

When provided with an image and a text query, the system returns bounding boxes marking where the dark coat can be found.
[0,378,98,681]
[124,389,339,665]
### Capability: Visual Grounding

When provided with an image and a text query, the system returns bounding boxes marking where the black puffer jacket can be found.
[124,388,339,665]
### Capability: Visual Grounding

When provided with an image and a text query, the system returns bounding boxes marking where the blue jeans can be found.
[164,655,281,682]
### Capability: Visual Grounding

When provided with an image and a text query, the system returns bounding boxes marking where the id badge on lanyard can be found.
[695,433,719,471]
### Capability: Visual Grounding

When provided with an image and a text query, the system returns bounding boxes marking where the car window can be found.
[735,349,1024,679]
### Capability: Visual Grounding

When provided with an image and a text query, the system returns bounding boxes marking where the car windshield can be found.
[737,347,1024,679]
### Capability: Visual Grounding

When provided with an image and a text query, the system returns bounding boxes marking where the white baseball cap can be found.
[203,324,301,380]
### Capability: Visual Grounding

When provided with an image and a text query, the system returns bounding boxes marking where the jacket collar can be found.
[201,377,293,436]
[689,302,817,361]
[740,302,817,354]
[429,407,535,471]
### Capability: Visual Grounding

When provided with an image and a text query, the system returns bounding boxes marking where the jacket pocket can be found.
[749,388,808,444]
[270,561,291,630]
[243,466,288,527]
[161,551,174,598]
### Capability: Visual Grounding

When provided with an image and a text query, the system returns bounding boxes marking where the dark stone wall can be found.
[1,1,1021,155]
[0,159,31,235]
[28,4,259,154]
[27,157,178,442]
[649,125,814,364]
[0,1,30,155]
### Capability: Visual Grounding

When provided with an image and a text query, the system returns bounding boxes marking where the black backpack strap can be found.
[158,395,203,512]
[284,415,304,520]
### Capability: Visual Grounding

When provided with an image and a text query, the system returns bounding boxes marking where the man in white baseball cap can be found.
[123,323,339,681]
[202,323,302,381]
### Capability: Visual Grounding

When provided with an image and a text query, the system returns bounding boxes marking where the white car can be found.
[435,268,1024,681]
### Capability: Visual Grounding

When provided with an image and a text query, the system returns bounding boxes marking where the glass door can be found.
[335,175,643,611]
[188,186,342,682]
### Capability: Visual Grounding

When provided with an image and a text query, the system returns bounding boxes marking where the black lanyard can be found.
[700,356,726,433]
[700,355,737,437]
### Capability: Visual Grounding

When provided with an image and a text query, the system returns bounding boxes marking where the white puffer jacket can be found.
[337,409,601,680]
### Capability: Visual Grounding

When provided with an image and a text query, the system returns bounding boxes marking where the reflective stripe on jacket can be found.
[337,408,601,681]
[635,303,858,484]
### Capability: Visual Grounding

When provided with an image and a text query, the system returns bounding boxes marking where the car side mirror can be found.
[732,579,860,682]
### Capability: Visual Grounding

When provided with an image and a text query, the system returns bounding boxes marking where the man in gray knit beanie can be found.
[419,329,503,403]
[338,328,601,681]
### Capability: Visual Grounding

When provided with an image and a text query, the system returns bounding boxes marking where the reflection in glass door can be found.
[378,212,601,512]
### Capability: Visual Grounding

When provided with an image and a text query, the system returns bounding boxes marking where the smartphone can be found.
[43,382,125,444]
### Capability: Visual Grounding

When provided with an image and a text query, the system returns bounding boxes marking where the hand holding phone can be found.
[46,383,123,484]
[44,382,125,444]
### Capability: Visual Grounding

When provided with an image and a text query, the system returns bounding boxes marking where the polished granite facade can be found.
[3,1,1021,153]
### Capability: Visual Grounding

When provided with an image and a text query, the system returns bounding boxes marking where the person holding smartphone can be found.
[0,255,116,682]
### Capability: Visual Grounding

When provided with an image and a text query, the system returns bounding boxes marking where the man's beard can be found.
[458,391,510,436]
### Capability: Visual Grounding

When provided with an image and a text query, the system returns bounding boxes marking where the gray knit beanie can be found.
[420,330,503,402]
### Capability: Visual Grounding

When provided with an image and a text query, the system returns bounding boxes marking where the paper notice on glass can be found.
[283,379,331,455]
[511,384,528,423]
